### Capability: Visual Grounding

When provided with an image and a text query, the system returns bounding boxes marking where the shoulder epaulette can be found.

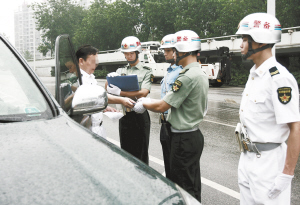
[143,66,151,70]
[180,68,189,74]
[269,66,280,77]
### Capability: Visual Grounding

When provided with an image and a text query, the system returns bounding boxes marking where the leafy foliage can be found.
[31,0,300,51]
[228,60,250,86]
[22,50,33,61]
[30,0,300,86]
[73,0,141,51]
[31,0,86,56]
[94,68,109,79]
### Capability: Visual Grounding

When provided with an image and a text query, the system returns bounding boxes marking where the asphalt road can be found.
[40,77,300,205]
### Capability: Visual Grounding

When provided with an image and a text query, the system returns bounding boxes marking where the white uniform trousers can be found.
[91,112,106,139]
[238,143,291,205]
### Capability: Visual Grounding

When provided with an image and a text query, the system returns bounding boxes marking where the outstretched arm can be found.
[107,94,135,109]
[143,99,171,113]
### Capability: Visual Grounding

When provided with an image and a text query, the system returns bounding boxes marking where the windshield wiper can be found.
[0,116,24,123]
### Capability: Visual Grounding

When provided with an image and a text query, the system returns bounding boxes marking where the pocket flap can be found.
[250,95,266,103]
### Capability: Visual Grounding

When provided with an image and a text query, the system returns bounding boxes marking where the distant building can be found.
[14,0,92,61]
[14,2,49,60]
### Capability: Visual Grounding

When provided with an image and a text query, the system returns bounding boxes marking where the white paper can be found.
[103,111,124,121]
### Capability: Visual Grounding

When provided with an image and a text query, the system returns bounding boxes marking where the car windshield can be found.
[0,39,53,122]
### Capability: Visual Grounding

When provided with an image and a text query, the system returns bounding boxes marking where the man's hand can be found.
[107,72,120,77]
[132,101,146,114]
[268,173,294,199]
[121,97,135,109]
[107,84,121,96]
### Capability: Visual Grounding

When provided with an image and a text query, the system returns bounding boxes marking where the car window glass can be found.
[0,39,53,120]
[56,35,80,114]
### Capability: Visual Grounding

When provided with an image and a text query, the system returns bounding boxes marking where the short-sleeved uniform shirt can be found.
[116,62,152,92]
[239,56,300,143]
[163,62,209,130]
[160,64,183,114]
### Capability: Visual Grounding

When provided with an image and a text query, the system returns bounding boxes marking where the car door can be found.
[54,34,81,113]
[54,34,107,128]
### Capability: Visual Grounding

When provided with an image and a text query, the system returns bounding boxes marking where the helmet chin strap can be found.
[175,50,191,65]
[242,38,273,60]
[166,59,175,63]
[127,51,139,64]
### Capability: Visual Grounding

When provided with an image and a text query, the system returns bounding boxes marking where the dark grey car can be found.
[0,35,200,204]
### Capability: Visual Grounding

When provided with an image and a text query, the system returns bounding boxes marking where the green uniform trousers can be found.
[170,129,204,202]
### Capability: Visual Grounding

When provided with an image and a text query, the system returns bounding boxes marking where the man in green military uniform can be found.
[133,30,208,202]
[105,36,153,165]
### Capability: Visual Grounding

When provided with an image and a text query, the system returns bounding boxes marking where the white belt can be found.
[170,126,198,133]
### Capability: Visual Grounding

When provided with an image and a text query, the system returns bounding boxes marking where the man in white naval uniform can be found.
[76,45,135,138]
[236,13,300,205]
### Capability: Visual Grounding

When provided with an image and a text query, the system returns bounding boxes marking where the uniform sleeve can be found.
[272,74,300,124]
[116,68,122,75]
[163,75,193,108]
[140,69,152,91]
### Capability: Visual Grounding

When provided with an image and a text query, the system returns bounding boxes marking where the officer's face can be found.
[124,52,136,62]
[163,48,174,61]
[79,54,98,75]
[240,35,261,60]
[240,36,249,56]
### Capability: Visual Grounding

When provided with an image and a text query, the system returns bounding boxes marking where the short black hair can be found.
[241,35,275,47]
[75,45,98,62]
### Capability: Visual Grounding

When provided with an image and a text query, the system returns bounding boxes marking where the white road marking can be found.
[106,137,240,200]
[204,119,237,128]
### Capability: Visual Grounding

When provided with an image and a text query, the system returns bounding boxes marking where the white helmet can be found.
[120,36,142,53]
[160,34,176,48]
[174,30,201,52]
[236,12,281,44]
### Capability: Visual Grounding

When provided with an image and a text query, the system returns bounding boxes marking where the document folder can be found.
[106,75,140,91]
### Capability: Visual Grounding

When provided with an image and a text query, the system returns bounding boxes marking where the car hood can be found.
[0,115,183,204]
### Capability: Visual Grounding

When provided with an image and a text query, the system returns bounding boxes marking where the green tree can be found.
[31,0,86,56]
[22,50,33,61]
[74,0,140,50]
[173,0,221,38]
[277,0,300,28]
[142,0,176,41]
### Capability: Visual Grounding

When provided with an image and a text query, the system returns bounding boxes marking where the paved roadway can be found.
[41,77,300,205]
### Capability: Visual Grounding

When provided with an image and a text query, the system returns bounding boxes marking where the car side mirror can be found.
[71,84,108,116]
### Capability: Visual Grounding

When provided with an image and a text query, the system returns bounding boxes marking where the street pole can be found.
[267,0,276,56]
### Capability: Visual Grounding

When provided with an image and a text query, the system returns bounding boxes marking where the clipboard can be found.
[106,75,140,91]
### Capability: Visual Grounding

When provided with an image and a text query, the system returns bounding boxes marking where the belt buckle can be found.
[159,114,163,124]
[242,138,251,152]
